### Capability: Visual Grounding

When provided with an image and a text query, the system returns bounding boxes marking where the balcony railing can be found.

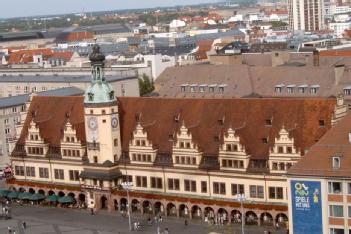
[87,142,100,150]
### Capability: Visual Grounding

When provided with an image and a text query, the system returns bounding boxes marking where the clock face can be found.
[88,117,98,131]
[111,117,118,128]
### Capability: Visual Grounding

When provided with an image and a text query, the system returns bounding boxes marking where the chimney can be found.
[313,50,319,67]
[334,64,345,85]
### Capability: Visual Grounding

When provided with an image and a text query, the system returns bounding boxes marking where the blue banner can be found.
[291,180,323,234]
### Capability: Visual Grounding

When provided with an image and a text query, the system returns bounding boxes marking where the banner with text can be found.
[291,180,323,234]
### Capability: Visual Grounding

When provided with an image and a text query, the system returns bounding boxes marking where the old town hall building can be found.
[8,44,348,227]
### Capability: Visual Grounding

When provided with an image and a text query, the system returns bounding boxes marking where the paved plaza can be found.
[0,204,288,234]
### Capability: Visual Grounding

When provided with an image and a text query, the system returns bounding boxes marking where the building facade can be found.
[7,45,347,228]
[288,112,351,234]
[288,0,325,31]
[0,87,84,168]
[0,72,139,98]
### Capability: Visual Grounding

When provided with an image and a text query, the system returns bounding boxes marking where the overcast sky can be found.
[0,0,217,18]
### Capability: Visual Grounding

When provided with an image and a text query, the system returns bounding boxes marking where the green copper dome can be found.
[84,44,116,104]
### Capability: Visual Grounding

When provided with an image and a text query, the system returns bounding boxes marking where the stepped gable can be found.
[17,96,85,146]
[117,97,336,159]
[16,96,336,160]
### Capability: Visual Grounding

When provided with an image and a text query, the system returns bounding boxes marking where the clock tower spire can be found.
[84,43,121,164]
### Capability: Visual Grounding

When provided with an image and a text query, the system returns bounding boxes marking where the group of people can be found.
[204,212,228,226]
[1,199,11,219]
[7,221,26,234]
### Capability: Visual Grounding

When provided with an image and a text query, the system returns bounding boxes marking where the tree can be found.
[139,74,154,96]
[271,21,288,28]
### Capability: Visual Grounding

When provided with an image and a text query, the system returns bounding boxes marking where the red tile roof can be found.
[319,50,351,57]
[288,111,351,178]
[17,96,85,147]
[16,96,336,161]
[65,31,94,42]
[50,51,74,61]
[8,48,53,64]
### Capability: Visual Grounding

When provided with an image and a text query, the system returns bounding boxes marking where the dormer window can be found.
[199,84,207,93]
[180,142,185,148]
[262,138,268,144]
[298,85,308,94]
[275,84,284,93]
[265,119,272,126]
[319,120,325,127]
[310,85,319,94]
[332,156,341,169]
[287,85,295,94]
[344,86,351,96]
[181,84,188,92]
[109,91,114,100]
[88,93,94,101]
[218,84,227,93]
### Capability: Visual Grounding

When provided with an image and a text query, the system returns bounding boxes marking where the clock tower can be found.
[84,44,122,164]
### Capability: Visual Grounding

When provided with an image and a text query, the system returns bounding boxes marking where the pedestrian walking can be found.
[22,221,26,230]
[7,226,12,234]
[184,219,188,226]
[164,227,169,234]
[133,222,138,231]
[91,208,94,215]
[159,215,162,222]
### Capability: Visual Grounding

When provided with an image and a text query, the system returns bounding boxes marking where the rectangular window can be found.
[250,185,264,198]
[329,205,344,218]
[213,182,226,195]
[69,170,80,181]
[328,181,342,194]
[168,178,180,191]
[348,183,351,194]
[151,177,162,189]
[184,180,196,192]
[39,167,49,178]
[184,180,190,191]
[231,184,244,196]
[269,187,282,199]
[15,166,25,176]
[25,166,35,177]
[54,169,64,180]
[136,176,148,188]
[329,228,344,234]
[201,181,207,193]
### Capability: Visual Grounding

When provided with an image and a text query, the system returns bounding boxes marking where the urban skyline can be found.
[0,0,217,18]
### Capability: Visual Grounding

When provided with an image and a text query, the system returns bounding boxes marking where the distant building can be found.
[154,61,351,108]
[0,72,139,98]
[288,0,325,31]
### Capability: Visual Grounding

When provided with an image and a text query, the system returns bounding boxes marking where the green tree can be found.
[271,21,288,28]
[139,74,154,96]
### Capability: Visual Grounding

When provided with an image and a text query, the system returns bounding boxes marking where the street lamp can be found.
[235,194,246,234]
[121,181,133,231]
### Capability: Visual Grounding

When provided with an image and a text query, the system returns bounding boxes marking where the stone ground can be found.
[0,205,287,234]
